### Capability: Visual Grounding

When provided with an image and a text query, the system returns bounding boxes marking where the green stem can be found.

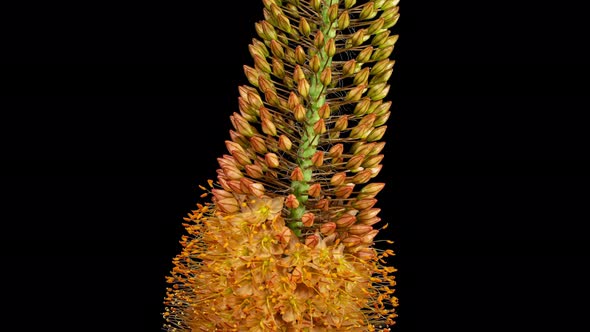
[288,0,337,237]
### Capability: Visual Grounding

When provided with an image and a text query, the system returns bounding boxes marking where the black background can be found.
[1,1,588,331]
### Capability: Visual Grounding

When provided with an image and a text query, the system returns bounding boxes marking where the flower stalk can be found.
[164,0,400,330]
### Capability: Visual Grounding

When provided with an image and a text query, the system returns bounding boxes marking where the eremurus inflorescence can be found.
[164,1,400,330]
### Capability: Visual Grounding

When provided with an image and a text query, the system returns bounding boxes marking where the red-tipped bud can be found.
[249,136,268,154]
[328,143,344,158]
[308,183,322,198]
[302,212,315,227]
[253,54,271,73]
[315,198,330,211]
[350,29,366,47]
[342,235,362,247]
[285,194,300,209]
[348,224,374,235]
[336,214,357,228]
[335,183,355,198]
[245,164,264,179]
[318,103,331,119]
[345,84,366,102]
[290,167,304,181]
[269,40,284,59]
[352,198,378,210]
[305,233,320,248]
[346,154,365,171]
[320,222,336,235]
[311,151,324,167]
[356,247,377,260]
[243,65,260,87]
[325,37,336,58]
[333,115,349,131]
[352,169,373,184]
[360,230,379,244]
[294,104,307,122]
[330,172,347,187]
[313,118,326,134]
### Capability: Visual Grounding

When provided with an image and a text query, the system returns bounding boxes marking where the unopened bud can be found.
[265,152,280,168]
[345,84,366,102]
[338,11,350,29]
[342,59,357,76]
[261,118,278,136]
[358,208,381,221]
[371,45,394,61]
[302,212,315,227]
[311,151,324,167]
[320,221,336,235]
[308,183,321,198]
[217,197,241,214]
[299,17,311,37]
[360,182,385,198]
[362,154,384,168]
[353,67,370,86]
[367,17,385,34]
[330,172,347,187]
[294,104,307,122]
[359,2,377,20]
[310,54,321,73]
[278,135,292,151]
[334,115,348,131]
[346,154,365,171]
[320,67,332,86]
[243,65,260,87]
[348,224,374,236]
[336,214,357,228]
[295,46,306,65]
[356,46,374,63]
[318,103,331,119]
[313,118,326,134]
[245,164,264,179]
[352,198,378,210]
[352,169,373,184]
[305,233,320,248]
[298,78,310,98]
[328,143,344,158]
[285,194,300,209]
[290,167,304,181]
[367,125,387,142]
[253,54,271,73]
[249,136,267,154]
[335,183,354,198]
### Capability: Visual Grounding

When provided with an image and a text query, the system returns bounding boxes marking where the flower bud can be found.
[294,104,307,122]
[362,154,384,168]
[346,154,365,171]
[217,197,241,214]
[367,125,387,142]
[320,67,332,86]
[368,17,385,34]
[313,30,325,49]
[265,152,280,168]
[360,2,377,20]
[360,230,379,244]
[330,172,347,187]
[357,208,381,222]
[311,151,324,167]
[348,224,374,235]
[360,182,385,198]
[342,235,362,247]
[337,11,350,29]
[371,46,394,61]
[310,54,321,73]
[308,183,321,198]
[299,17,311,37]
[352,169,373,184]
[350,29,366,47]
[356,46,374,63]
[290,167,304,181]
[245,164,264,179]
[328,143,343,158]
[353,67,371,86]
[298,78,310,98]
[336,214,357,228]
[305,233,320,248]
[261,118,278,136]
[295,46,306,65]
[313,118,326,134]
[285,194,300,209]
[333,115,348,131]
[345,84,366,102]
[352,198,378,210]
[335,183,354,198]
[302,212,315,227]
[342,59,357,76]
[320,221,336,235]
[249,136,268,154]
[278,135,292,151]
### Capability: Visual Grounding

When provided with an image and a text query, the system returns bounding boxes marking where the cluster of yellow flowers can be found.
[164,195,397,331]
